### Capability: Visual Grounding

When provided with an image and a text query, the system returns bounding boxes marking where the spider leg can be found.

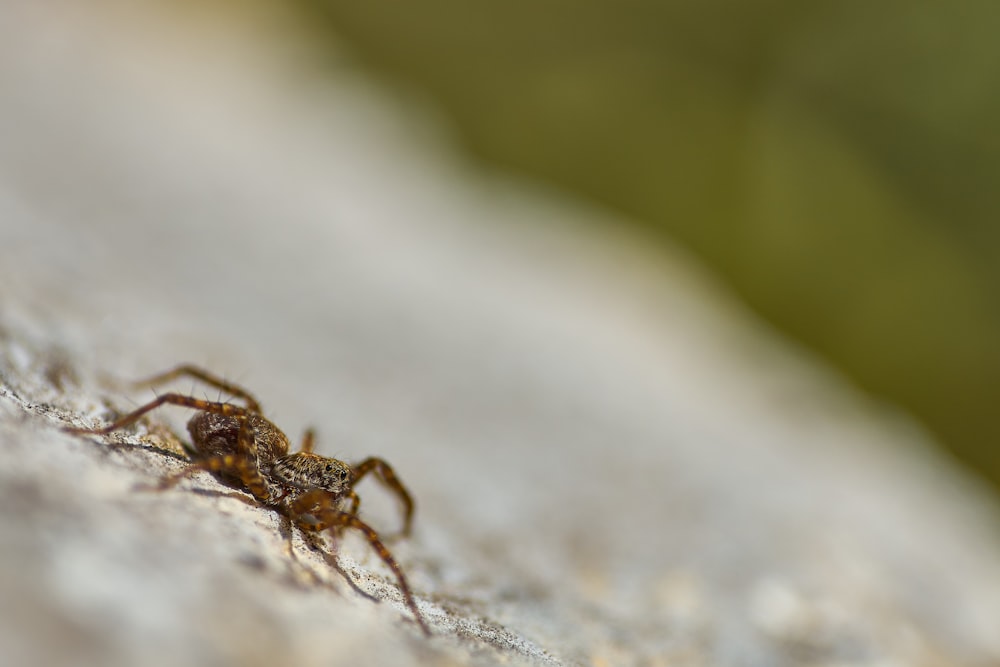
[150,417,274,501]
[346,489,361,516]
[299,427,316,454]
[132,365,262,413]
[227,415,273,500]
[145,451,255,492]
[350,457,415,536]
[325,490,361,539]
[290,489,430,636]
[65,394,251,436]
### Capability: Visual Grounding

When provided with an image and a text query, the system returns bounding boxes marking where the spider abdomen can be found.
[187,412,291,464]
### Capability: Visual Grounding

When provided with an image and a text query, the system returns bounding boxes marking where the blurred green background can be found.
[292,1,999,491]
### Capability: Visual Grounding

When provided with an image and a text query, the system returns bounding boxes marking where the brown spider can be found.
[64,364,431,636]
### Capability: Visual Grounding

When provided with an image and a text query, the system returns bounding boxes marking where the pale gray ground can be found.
[1,4,999,667]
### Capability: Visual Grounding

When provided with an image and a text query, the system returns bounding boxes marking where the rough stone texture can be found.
[2,3,1000,666]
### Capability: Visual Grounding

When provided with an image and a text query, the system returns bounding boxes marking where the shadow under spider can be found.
[278,512,380,603]
[146,478,380,603]
[76,427,189,466]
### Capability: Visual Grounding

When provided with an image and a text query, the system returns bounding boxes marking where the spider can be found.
[64,364,431,636]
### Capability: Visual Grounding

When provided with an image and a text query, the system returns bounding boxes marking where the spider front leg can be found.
[290,489,431,636]
[323,489,361,540]
[350,457,415,536]
[345,489,361,516]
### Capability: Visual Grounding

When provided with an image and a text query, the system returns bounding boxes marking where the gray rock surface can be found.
[2,3,999,666]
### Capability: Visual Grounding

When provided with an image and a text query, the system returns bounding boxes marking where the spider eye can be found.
[325,464,333,472]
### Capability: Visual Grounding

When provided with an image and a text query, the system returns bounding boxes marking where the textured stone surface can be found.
[1,3,999,666]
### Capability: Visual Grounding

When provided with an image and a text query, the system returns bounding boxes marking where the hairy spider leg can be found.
[345,489,361,516]
[132,364,262,413]
[350,457,415,536]
[324,489,362,540]
[65,393,251,436]
[171,414,276,500]
[290,489,431,636]
[156,450,268,501]
[299,427,316,454]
